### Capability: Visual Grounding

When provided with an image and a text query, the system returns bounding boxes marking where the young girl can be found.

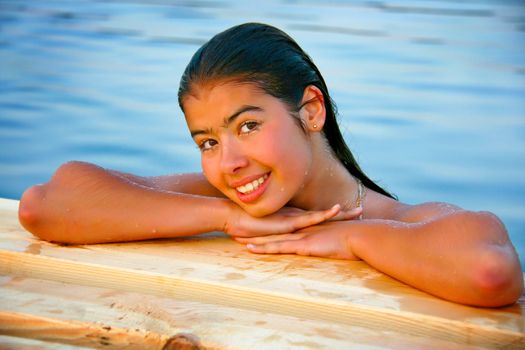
[18,23,522,307]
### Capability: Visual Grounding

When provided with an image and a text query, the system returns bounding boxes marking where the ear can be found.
[299,85,326,132]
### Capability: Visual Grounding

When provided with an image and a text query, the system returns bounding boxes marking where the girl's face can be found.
[182,81,313,217]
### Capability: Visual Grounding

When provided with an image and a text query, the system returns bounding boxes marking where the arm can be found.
[19,161,344,244]
[106,169,225,197]
[350,206,523,307]
[241,203,523,307]
[18,161,229,244]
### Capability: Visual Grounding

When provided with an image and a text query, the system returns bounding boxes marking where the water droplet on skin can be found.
[151,229,157,234]
[66,208,70,212]
[134,223,139,228]
[280,187,284,192]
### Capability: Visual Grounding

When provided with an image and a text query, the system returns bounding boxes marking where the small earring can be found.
[313,124,318,129]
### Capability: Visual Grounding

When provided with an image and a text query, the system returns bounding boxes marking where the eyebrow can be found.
[190,105,264,138]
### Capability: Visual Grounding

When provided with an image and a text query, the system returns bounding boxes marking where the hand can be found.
[223,203,362,238]
[235,220,361,260]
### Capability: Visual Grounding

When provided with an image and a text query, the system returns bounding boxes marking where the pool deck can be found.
[0,197,523,349]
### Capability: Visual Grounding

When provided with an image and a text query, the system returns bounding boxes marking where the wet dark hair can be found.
[178,23,395,199]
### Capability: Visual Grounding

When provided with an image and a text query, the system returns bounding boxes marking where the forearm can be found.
[349,212,523,306]
[59,187,230,244]
[19,162,231,244]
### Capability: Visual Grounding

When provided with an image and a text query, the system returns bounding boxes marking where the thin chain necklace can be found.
[355,178,365,220]
[340,177,366,219]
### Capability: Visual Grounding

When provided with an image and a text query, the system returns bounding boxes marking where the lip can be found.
[234,172,271,203]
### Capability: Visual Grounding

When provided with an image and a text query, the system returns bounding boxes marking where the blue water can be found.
[1,0,524,267]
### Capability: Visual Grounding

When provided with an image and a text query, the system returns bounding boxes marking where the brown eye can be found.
[240,121,259,134]
[200,139,218,151]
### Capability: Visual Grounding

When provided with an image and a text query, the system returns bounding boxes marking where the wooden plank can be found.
[0,312,175,350]
[1,198,524,349]
[0,275,475,350]
[0,335,92,349]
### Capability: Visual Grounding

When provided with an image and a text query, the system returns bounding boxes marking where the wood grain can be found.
[0,311,174,350]
[1,275,478,349]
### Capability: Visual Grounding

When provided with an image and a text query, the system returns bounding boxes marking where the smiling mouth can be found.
[235,174,269,194]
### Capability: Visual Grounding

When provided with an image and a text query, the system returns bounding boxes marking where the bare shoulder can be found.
[366,190,512,243]
[363,188,462,223]
[393,201,463,223]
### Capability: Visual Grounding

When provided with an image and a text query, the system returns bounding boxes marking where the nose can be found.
[219,137,249,175]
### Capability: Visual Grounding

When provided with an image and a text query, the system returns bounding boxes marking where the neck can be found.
[288,136,359,211]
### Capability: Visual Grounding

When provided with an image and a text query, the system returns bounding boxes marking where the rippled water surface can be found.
[1,0,524,266]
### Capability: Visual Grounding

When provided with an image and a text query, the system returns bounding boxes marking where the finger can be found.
[343,206,363,220]
[328,206,363,221]
[289,204,341,231]
[247,240,359,260]
[246,240,303,255]
[236,233,306,245]
[324,203,342,219]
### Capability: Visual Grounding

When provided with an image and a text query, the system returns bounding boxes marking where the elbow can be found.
[18,161,89,244]
[19,183,65,243]
[472,250,523,307]
[470,212,523,307]
[19,183,48,239]
[19,185,82,245]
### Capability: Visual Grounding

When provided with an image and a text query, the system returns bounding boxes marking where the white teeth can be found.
[236,174,268,194]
